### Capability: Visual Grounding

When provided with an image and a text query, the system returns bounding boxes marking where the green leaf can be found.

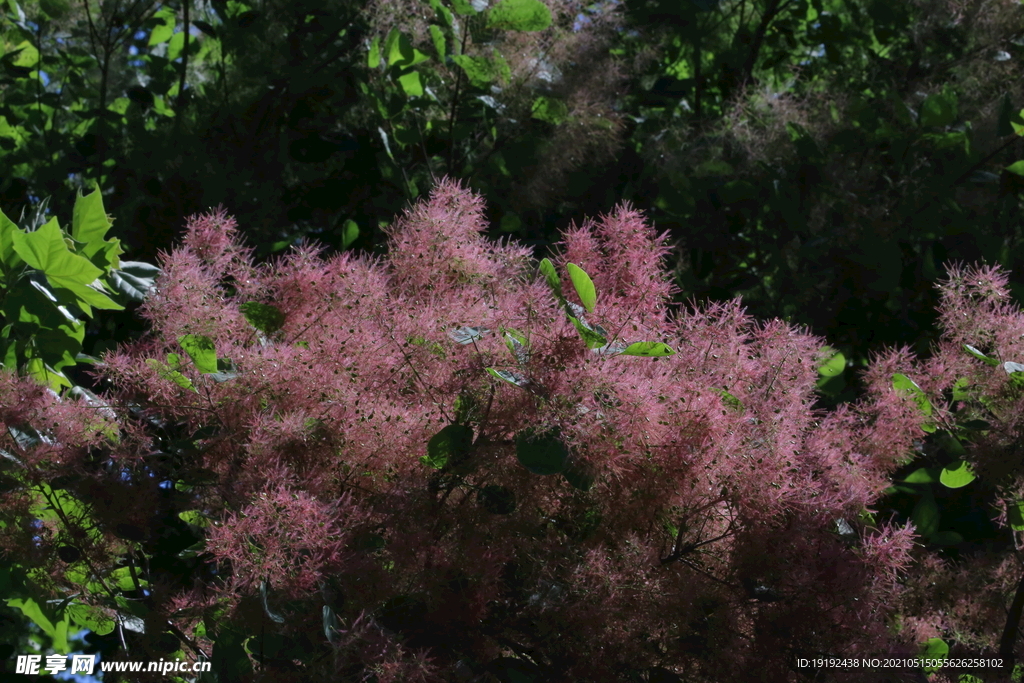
[487,0,552,31]
[146,358,198,393]
[323,605,339,644]
[449,0,477,15]
[565,263,596,313]
[428,25,446,59]
[911,488,940,538]
[503,328,529,363]
[931,530,963,546]
[397,70,424,97]
[178,510,210,527]
[538,258,563,297]
[892,373,935,431]
[108,261,160,301]
[342,219,359,249]
[531,96,568,124]
[486,367,528,387]
[260,581,285,624]
[621,341,675,357]
[71,189,118,265]
[561,458,595,491]
[1009,501,1024,531]
[448,326,489,344]
[952,377,970,401]
[66,603,115,636]
[0,208,23,271]
[386,32,428,68]
[516,428,569,475]
[569,316,607,349]
[939,460,975,488]
[817,349,846,377]
[713,388,743,412]
[478,485,516,514]
[451,53,509,87]
[178,334,218,373]
[919,637,948,674]
[25,357,72,392]
[7,598,55,638]
[423,424,473,470]
[10,217,122,314]
[240,302,285,335]
[920,90,957,128]
[903,467,940,483]
[1007,161,1024,177]
[963,344,1000,366]
[368,35,381,68]
[148,7,176,45]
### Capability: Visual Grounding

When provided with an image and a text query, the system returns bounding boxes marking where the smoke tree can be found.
[0,180,1012,681]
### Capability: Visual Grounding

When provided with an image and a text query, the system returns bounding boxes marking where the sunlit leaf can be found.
[939,460,975,488]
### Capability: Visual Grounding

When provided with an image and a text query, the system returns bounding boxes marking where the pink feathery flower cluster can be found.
[6,179,952,679]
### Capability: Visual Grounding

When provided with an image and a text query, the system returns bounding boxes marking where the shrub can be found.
[0,181,998,681]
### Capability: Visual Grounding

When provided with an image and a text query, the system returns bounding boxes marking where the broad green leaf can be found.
[939,460,975,488]
[0,208,23,271]
[7,598,55,637]
[449,0,477,15]
[146,358,198,393]
[1009,501,1024,531]
[167,30,187,60]
[569,316,607,349]
[892,373,935,431]
[817,349,845,377]
[368,35,381,68]
[397,70,424,97]
[323,605,339,644]
[538,258,563,297]
[387,32,428,68]
[10,40,39,68]
[920,90,957,128]
[713,388,743,412]
[486,367,528,387]
[931,530,963,546]
[478,485,516,514]
[963,344,1000,366]
[911,488,940,538]
[566,262,596,313]
[1007,161,1024,177]
[342,219,359,249]
[25,357,71,392]
[516,428,569,475]
[260,580,285,624]
[902,467,939,484]
[108,261,160,301]
[178,334,218,373]
[422,424,473,470]
[919,637,948,674]
[952,377,970,401]
[428,25,446,59]
[532,96,568,124]
[562,458,595,491]
[448,326,489,344]
[67,603,115,636]
[451,53,509,87]
[503,328,529,363]
[487,0,552,31]
[148,7,176,45]
[178,510,210,527]
[10,217,122,313]
[240,301,285,335]
[621,341,675,357]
